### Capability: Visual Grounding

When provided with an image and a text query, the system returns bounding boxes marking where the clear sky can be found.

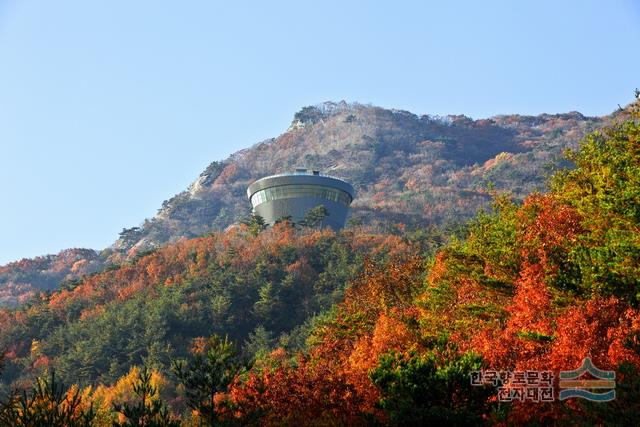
[0,1,638,265]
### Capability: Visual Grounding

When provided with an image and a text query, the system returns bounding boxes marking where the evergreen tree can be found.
[0,370,96,427]
[300,205,329,228]
[240,214,267,236]
[370,351,491,426]
[172,335,245,426]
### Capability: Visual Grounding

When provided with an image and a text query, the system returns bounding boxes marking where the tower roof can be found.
[247,170,355,201]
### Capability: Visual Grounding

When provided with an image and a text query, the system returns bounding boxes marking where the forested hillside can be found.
[0,222,439,392]
[0,100,638,425]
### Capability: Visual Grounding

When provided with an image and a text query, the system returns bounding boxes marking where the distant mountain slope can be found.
[112,101,603,257]
[0,101,607,305]
[0,249,102,307]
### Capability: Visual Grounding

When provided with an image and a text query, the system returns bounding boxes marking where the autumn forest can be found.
[1,98,640,425]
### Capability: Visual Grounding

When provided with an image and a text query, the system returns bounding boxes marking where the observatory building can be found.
[247,169,355,230]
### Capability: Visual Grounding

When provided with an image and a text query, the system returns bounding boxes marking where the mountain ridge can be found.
[0,101,609,306]
[112,102,602,253]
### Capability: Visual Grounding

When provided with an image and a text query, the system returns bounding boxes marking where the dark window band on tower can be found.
[250,185,352,207]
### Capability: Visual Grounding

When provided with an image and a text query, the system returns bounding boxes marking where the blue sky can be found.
[0,0,638,264]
